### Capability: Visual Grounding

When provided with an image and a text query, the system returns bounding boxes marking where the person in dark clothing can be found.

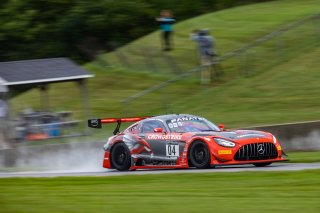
[191,29,216,65]
[191,29,222,84]
[156,10,175,51]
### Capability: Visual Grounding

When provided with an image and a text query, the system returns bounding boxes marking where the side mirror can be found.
[218,124,225,131]
[154,127,163,133]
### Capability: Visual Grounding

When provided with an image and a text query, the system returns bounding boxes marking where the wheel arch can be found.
[187,137,212,154]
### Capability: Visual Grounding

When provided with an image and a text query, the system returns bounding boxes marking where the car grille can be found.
[234,142,278,161]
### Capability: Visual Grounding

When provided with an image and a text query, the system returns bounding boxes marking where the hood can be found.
[192,130,272,141]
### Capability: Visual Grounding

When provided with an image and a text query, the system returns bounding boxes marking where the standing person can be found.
[191,29,221,84]
[156,10,175,51]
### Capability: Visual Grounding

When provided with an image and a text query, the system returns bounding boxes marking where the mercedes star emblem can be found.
[257,144,265,155]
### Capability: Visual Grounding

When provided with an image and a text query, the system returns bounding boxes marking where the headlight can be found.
[214,138,235,148]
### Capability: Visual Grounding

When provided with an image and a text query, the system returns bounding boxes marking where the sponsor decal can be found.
[146,134,182,140]
[170,117,204,123]
[218,150,232,155]
[168,117,204,129]
[166,144,179,157]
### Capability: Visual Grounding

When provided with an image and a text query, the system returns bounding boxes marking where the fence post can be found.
[121,100,130,116]
[247,49,256,75]
[200,65,206,84]
[275,34,285,62]
[161,52,181,75]
[141,47,158,73]
[116,50,131,68]
[237,51,248,76]
[160,87,169,114]
[313,16,320,44]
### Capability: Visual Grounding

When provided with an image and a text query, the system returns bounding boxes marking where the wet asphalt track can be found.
[0,163,319,178]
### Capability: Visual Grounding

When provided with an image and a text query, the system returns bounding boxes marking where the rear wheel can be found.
[253,162,272,167]
[111,142,131,171]
[189,140,210,169]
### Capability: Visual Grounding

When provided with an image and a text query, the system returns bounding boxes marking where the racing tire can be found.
[111,142,131,171]
[253,162,272,167]
[189,140,210,169]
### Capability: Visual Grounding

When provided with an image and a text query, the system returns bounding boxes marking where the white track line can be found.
[0,163,319,178]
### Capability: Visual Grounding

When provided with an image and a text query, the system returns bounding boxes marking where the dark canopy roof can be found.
[0,58,93,86]
[0,58,93,95]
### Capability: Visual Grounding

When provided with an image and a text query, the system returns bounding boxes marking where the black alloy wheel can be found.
[111,142,131,171]
[189,140,210,169]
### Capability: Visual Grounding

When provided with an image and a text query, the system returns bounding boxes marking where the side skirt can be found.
[130,165,189,170]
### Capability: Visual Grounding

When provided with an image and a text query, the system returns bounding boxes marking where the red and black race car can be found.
[88,114,287,171]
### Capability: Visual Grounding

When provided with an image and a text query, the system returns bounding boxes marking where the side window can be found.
[141,120,166,133]
[129,124,139,134]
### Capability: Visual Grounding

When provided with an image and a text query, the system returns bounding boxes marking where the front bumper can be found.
[209,141,286,165]
[102,151,111,168]
[211,157,287,167]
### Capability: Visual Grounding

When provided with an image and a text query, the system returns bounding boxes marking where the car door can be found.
[139,120,168,159]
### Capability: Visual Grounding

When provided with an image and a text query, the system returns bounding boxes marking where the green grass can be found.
[288,151,320,163]
[0,170,319,213]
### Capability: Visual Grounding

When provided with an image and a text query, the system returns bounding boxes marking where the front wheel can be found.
[253,162,272,167]
[189,140,210,169]
[111,142,131,171]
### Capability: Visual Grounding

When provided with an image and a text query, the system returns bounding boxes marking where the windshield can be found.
[166,116,220,133]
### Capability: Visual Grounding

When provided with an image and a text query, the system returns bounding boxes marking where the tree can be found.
[0,0,270,62]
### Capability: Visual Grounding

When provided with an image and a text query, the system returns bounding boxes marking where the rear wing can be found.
[88,116,151,134]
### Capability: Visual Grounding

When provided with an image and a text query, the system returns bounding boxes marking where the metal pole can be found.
[143,47,158,73]
[313,16,320,44]
[274,34,285,63]
[121,100,130,117]
[39,84,49,112]
[0,91,12,148]
[78,79,90,135]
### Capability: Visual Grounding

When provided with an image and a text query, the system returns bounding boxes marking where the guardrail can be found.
[1,120,319,170]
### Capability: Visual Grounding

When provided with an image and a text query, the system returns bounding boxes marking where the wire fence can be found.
[97,42,189,75]
[120,13,320,116]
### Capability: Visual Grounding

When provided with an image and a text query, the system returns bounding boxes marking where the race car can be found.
[88,114,287,171]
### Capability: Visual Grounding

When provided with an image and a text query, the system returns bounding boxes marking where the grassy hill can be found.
[11,0,320,131]
[159,46,320,127]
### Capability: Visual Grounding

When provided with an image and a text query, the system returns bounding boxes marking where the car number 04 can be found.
[166,145,179,157]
